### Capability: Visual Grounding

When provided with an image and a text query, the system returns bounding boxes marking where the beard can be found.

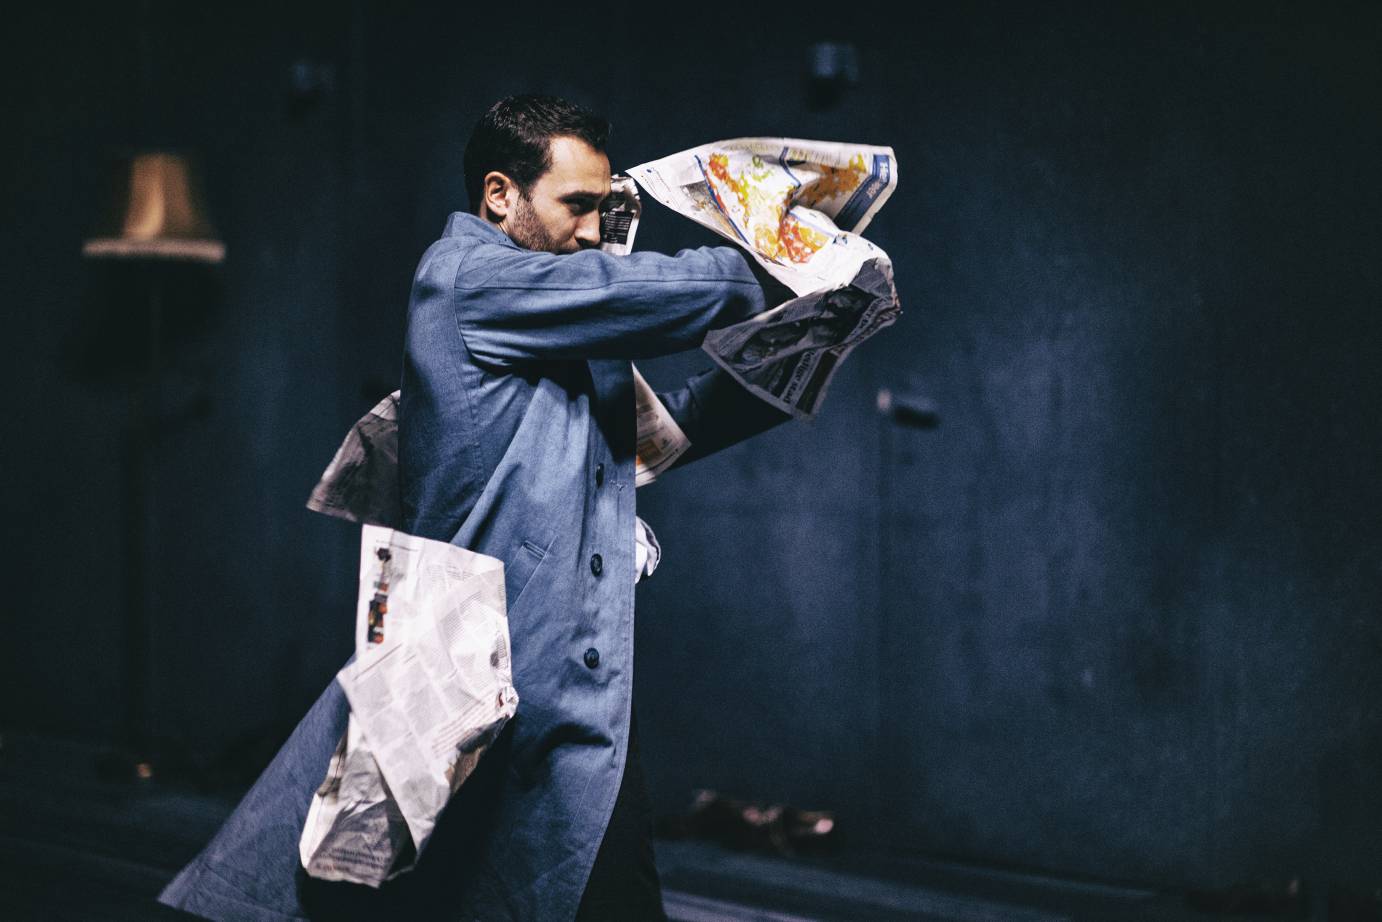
[507,191,572,254]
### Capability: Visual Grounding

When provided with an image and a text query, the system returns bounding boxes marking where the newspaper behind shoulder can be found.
[306,392,401,525]
[300,525,517,886]
[628,139,900,418]
[305,376,683,507]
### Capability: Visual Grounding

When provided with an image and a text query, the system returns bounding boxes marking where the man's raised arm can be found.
[447,239,776,365]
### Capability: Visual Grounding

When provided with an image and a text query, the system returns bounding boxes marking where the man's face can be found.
[507,136,611,254]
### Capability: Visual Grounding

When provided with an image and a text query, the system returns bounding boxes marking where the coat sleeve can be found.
[655,367,792,468]
[451,241,772,364]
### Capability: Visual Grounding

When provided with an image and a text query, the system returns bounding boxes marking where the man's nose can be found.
[575,212,601,249]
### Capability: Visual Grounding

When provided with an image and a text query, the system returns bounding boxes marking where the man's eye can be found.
[568,201,594,215]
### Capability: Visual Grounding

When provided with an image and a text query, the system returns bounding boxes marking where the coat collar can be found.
[443,211,515,246]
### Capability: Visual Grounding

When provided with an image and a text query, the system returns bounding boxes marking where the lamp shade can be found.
[83,152,225,263]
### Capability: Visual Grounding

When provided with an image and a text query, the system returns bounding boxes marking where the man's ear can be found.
[482,171,518,219]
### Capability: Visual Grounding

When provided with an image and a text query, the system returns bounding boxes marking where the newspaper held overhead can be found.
[300,525,517,886]
[628,138,897,296]
[628,138,901,418]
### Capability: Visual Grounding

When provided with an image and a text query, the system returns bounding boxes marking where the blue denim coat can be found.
[160,212,787,921]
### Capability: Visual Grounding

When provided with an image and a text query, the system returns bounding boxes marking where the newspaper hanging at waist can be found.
[299,524,517,886]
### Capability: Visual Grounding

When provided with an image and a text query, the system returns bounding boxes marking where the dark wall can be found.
[3,0,1378,893]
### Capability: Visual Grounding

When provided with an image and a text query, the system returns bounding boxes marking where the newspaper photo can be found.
[598,172,642,256]
[300,525,517,886]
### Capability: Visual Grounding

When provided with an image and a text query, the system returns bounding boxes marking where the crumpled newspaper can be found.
[701,258,897,420]
[628,138,900,418]
[306,392,400,527]
[300,524,516,886]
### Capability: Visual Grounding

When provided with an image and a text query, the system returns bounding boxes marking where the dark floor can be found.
[0,732,1300,922]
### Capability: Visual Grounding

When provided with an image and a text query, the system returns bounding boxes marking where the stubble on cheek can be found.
[510,194,566,254]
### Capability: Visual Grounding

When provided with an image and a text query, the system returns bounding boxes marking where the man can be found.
[160,95,790,921]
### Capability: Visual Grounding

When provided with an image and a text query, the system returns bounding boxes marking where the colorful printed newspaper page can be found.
[628,138,897,296]
[628,138,901,418]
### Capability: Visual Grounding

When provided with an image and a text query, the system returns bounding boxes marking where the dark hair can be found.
[464,95,610,214]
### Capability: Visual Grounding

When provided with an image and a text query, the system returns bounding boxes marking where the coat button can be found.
[595,463,605,487]
[584,647,600,669]
[590,553,603,576]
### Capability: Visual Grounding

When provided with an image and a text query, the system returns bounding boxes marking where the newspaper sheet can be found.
[300,525,517,886]
[599,173,642,256]
[306,391,400,525]
[702,258,898,419]
[633,365,690,486]
[628,138,900,418]
[628,138,896,296]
